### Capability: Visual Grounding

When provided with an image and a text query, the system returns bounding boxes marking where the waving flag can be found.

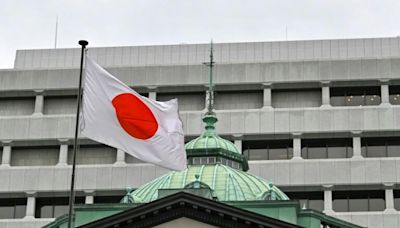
[81,57,187,170]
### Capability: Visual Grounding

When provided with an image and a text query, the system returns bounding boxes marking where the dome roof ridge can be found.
[123,164,289,203]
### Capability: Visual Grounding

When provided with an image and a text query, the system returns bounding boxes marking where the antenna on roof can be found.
[54,16,58,48]
[203,40,215,115]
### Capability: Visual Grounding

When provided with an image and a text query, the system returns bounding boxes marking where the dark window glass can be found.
[35,197,84,218]
[366,146,386,157]
[330,96,345,106]
[387,145,400,157]
[369,198,385,211]
[394,190,400,210]
[362,137,400,158]
[389,86,400,105]
[302,138,352,159]
[243,149,268,160]
[333,190,385,212]
[330,86,381,106]
[365,95,381,105]
[348,199,368,211]
[389,94,400,105]
[333,199,348,212]
[53,205,69,218]
[345,95,364,106]
[285,192,323,211]
[0,198,27,219]
[307,147,327,159]
[14,205,26,218]
[242,140,292,160]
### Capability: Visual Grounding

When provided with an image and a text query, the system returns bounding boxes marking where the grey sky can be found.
[1,0,399,69]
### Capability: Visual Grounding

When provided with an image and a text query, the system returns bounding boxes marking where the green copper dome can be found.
[185,113,249,171]
[122,164,289,203]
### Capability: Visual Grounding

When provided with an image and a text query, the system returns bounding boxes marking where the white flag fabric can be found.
[81,57,187,170]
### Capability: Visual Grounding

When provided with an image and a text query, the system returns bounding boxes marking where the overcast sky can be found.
[1,0,399,68]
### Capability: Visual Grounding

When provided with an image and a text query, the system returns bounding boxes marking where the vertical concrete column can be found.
[232,134,243,153]
[33,90,44,115]
[380,79,390,105]
[1,140,12,166]
[262,83,272,108]
[323,185,334,214]
[57,139,69,166]
[291,133,303,160]
[321,81,331,107]
[24,192,36,219]
[148,86,157,100]
[384,183,396,212]
[115,149,126,165]
[351,131,363,159]
[85,190,95,204]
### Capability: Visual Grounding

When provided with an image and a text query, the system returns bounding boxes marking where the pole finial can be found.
[79,40,89,47]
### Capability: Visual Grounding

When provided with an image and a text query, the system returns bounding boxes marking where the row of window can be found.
[0,137,399,166]
[1,190,399,219]
[243,137,400,160]
[287,190,390,212]
[187,156,241,169]
[1,86,400,116]
[0,195,124,219]
[0,145,144,166]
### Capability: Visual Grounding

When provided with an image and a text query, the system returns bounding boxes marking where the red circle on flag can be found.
[112,93,158,140]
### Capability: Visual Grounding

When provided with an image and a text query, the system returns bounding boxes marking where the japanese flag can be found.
[81,57,187,170]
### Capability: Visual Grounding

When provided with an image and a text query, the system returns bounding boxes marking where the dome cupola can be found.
[185,113,249,171]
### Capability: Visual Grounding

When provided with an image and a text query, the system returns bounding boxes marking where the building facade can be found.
[0,37,400,227]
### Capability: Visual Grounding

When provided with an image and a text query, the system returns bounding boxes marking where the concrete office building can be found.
[0,37,400,227]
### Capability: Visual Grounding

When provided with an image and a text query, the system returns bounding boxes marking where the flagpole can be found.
[67,40,88,228]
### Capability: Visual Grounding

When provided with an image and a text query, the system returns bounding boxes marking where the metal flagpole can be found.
[67,40,88,228]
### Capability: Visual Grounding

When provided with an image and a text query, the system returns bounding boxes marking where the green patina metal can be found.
[123,163,289,203]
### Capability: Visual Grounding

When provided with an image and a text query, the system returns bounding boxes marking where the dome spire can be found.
[203,40,217,132]
[185,40,249,171]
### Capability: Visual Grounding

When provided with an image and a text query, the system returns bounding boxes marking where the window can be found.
[35,197,85,218]
[214,91,263,110]
[272,89,322,108]
[0,198,26,219]
[157,92,205,111]
[330,86,381,106]
[361,137,400,158]
[394,190,400,210]
[389,86,400,105]
[301,138,353,159]
[188,157,217,166]
[242,140,293,160]
[43,96,77,115]
[333,190,385,212]
[285,192,323,211]
[68,145,116,164]
[0,97,35,116]
[11,146,59,166]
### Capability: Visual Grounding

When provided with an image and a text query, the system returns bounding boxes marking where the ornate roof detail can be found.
[126,164,289,203]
